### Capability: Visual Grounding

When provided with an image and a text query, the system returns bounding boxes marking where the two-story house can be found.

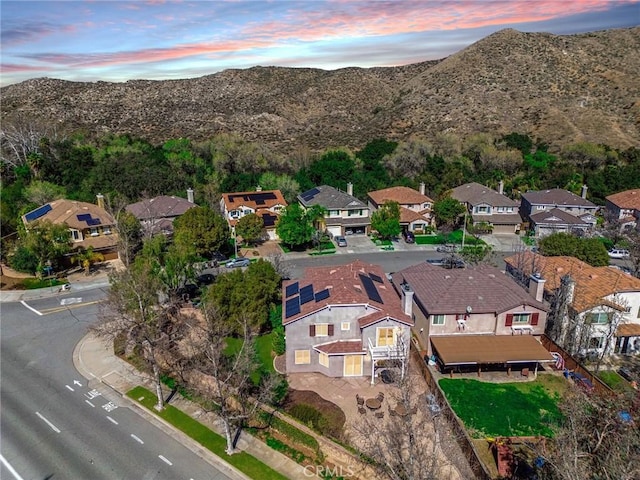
[520,187,598,237]
[283,260,413,383]
[392,263,553,376]
[22,195,119,258]
[505,252,640,359]
[605,188,640,231]
[220,189,287,240]
[367,184,434,233]
[126,189,196,237]
[450,181,521,234]
[298,184,370,237]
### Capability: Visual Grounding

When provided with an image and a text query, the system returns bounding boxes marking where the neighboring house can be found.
[528,207,594,237]
[367,183,434,233]
[298,184,370,237]
[450,181,522,234]
[392,263,552,375]
[220,189,287,240]
[283,260,413,383]
[504,252,640,358]
[520,186,598,236]
[22,195,119,258]
[605,188,640,231]
[126,189,196,237]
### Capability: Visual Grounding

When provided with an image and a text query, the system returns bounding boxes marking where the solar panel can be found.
[77,213,92,221]
[24,204,52,222]
[299,284,314,304]
[285,297,301,318]
[285,282,299,298]
[369,273,383,283]
[262,213,277,227]
[314,289,330,302]
[87,217,102,225]
[300,188,320,202]
[359,274,383,304]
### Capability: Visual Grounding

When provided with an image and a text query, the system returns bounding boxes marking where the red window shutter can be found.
[531,313,539,326]
[328,324,334,336]
[309,325,316,337]
[505,314,513,327]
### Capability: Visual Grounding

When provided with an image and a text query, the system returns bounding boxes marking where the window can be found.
[536,205,545,210]
[347,209,363,217]
[588,336,605,349]
[315,324,329,337]
[497,206,505,213]
[319,352,329,368]
[513,313,530,324]
[344,355,362,376]
[329,210,340,217]
[341,322,350,331]
[586,312,609,324]
[90,227,99,237]
[71,229,81,241]
[637,307,640,319]
[295,350,311,364]
[475,206,489,213]
[431,314,445,326]
[377,327,395,347]
[103,226,111,235]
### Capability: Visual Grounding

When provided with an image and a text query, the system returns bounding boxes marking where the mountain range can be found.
[2,27,639,154]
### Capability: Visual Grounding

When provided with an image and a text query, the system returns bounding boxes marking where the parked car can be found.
[426,257,465,269]
[402,230,415,243]
[608,249,630,259]
[436,244,458,253]
[226,257,251,268]
[211,251,228,262]
[335,235,348,247]
[195,273,215,286]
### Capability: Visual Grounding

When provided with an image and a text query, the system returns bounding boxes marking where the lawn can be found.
[439,375,565,438]
[20,277,69,289]
[224,331,276,379]
[597,370,634,393]
[415,229,485,246]
[127,386,288,480]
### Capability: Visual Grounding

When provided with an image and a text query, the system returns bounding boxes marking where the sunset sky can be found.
[1,0,638,86]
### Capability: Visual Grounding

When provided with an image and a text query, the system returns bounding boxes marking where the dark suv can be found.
[402,230,415,243]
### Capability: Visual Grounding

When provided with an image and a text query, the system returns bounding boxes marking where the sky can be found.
[1,0,638,87]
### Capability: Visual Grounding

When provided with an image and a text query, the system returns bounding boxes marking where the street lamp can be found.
[45,260,53,292]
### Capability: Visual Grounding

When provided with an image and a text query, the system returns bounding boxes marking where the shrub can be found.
[272,326,286,355]
[270,377,289,406]
[9,245,39,274]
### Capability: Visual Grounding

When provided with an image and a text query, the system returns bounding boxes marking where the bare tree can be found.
[0,116,60,178]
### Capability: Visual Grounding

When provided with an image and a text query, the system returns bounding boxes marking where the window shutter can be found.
[309,325,316,337]
[328,324,334,336]
[531,313,539,326]
[505,314,513,327]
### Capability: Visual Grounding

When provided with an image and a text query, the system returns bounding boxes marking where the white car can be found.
[608,249,630,259]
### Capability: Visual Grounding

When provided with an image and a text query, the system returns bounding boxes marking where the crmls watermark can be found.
[302,464,355,478]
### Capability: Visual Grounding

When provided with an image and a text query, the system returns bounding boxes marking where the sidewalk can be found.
[73,332,303,480]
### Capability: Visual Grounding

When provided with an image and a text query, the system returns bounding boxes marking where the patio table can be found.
[394,405,408,417]
[366,398,382,410]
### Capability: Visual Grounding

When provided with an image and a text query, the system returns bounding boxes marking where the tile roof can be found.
[451,182,518,207]
[368,186,433,206]
[503,252,640,312]
[298,185,366,209]
[221,190,287,211]
[529,207,588,226]
[400,206,429,224]
[617,323,640,337]
[606,189,640,210]
[521,188,596,208]
[314,340,365,355]
[392,263,547,315]
[126,195,195,220]
[282,260,412,327]
[431,335,554,365]
[23,199,115,230]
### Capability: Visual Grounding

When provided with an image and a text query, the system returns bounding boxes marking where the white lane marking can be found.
[85,400,95,407]
[102,402,118,412]
[85,389,101,400]
[158,455,173,466]
[106,416,118,425]
[0,453,26,480]
[131,434,144,444]
[20,300,42,316]
[74,380,83,386]
[65,385,75,391]
[35,412,60,433]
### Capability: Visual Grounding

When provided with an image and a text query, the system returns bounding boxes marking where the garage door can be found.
[493,224,516,234]
[327,225,342,237]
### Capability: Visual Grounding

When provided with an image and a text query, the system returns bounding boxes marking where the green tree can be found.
[371,201,401,240]
[538,233,609,267]
[432,197,466,233]
[172,206,229,258]
[21,220,72,275]
[305,149,355,189]
[72,246,104,275]
[115,209,142,266]
[24,180,66,206]
[276,203,315,249]
[235,213,264,246]
[258,172,300,204]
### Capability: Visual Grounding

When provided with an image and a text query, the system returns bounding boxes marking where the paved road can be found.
[0,292,234,480]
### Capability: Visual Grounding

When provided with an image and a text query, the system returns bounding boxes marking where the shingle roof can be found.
[504,252,640,313]
[472,213,523,225]
[126,195,195,220]
[521,188,596,208]
[392,263,547,315]
[368,186,433,206]
[23,199,115,230]
[298,185,366,209]
[529,207,588,226]
[606,189,640,210]
[451,182,518,207]
[314,340,365,355]
[282,260,412,327]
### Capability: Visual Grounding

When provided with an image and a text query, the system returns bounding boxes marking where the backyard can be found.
[439,374,567,438]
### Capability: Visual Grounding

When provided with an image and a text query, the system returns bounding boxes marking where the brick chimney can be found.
[529,272,546,302]
[419,182,426,195]
[96,193,105,209]
[498,180,504,195]
[347,182,353,196]
[401,281,414,316]
[187,188,194,203]
[581,184,588,199]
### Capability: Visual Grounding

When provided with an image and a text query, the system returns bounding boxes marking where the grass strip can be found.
[127,386,289,480]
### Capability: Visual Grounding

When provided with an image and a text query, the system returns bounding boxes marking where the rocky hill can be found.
[2,27,639,153]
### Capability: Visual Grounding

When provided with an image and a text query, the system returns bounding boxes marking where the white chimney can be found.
[401,282,414,316]
[529,273,546,302]
[187,188,194,203]
[498,180,504,195]
[581,184,588,199]
[96,193,105,209]
[256,185,262,192]
[347,182,353,196]
[419,182,426,196]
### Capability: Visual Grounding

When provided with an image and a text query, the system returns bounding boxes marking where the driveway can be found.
[478,233,526,252]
